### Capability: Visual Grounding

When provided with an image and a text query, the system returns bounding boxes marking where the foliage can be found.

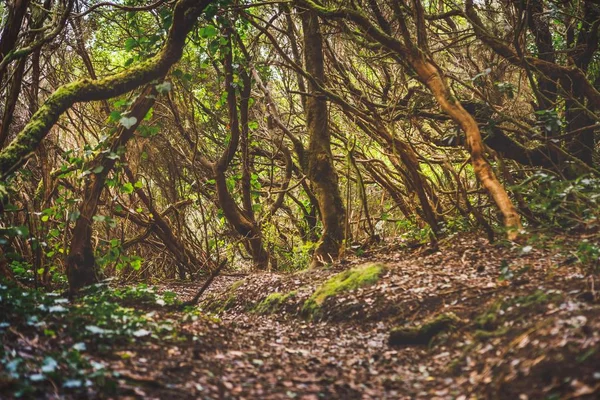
[514,173,600,229]
[0,280,180,396]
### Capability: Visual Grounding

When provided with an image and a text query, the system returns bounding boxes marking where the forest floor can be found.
[2,232,600,399]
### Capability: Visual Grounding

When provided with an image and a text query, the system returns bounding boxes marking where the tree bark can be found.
[67,86,156,293]
[0,0,212,179]
[301,8,347,265]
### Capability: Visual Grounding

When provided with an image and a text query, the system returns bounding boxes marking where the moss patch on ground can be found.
[388,312,462,346]
[253,291,297,314]
[301,263,385,319]
[202,279,245,314]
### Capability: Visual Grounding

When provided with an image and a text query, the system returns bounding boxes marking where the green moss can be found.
[388,312,462,346]
[301,263,385,319]
[253,291,297,314]
[202,279,244,314]
[513,290,560,308]
[475,300,503,330]
[473,327,510,340]
[229,279,244,291]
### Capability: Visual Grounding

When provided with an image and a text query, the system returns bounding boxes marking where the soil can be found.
[3,232,600,399]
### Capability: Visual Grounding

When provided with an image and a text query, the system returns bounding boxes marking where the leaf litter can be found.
[1,232,599,399]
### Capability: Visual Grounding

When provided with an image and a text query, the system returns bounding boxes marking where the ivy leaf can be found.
[133,328,151,337]
[69,210,80,222]
[155,81,172,94]
[130,257,142,270]
[92,165,104,174]
[199,25,218,39]
[119,116,138,130]
[109,111,121,122]
[41,357,58,373]
[121,183,134,194]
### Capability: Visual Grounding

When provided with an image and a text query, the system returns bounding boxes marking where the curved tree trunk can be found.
[301,8,347,266]
[0,0,212,179]
[410,59,521,239]
[67,86,156,293]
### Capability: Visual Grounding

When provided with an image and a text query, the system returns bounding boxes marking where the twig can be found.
[181,259,228,307]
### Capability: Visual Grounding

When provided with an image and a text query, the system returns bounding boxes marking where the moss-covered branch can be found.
[0,0,213,180]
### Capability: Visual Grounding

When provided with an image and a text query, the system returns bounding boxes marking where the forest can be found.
[0,0,599,398]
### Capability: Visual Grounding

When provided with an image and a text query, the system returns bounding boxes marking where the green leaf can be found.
[144,107,154,121]
[113,99,129,108]
[14,226,29,237]
[121,183,134,194]
[92,165,104,174]
[109,110,122,122]
[199,25,218,38]
[130,257,142,270]
[119,116,138,129]
[124,38,137,51]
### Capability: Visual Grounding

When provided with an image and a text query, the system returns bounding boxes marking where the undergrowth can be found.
[0,280,182,397]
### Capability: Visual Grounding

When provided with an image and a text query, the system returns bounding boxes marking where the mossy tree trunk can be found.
[300,8,347,266]
[67,86,156,294]
[0,0,212,180]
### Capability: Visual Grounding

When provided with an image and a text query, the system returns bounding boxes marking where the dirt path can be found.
[111,233,600,399]
[2,233,599,399]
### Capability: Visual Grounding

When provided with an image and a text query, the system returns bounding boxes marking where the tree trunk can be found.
[411,59,521,239]
[67,86,155,294]
[301,9,346,265]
